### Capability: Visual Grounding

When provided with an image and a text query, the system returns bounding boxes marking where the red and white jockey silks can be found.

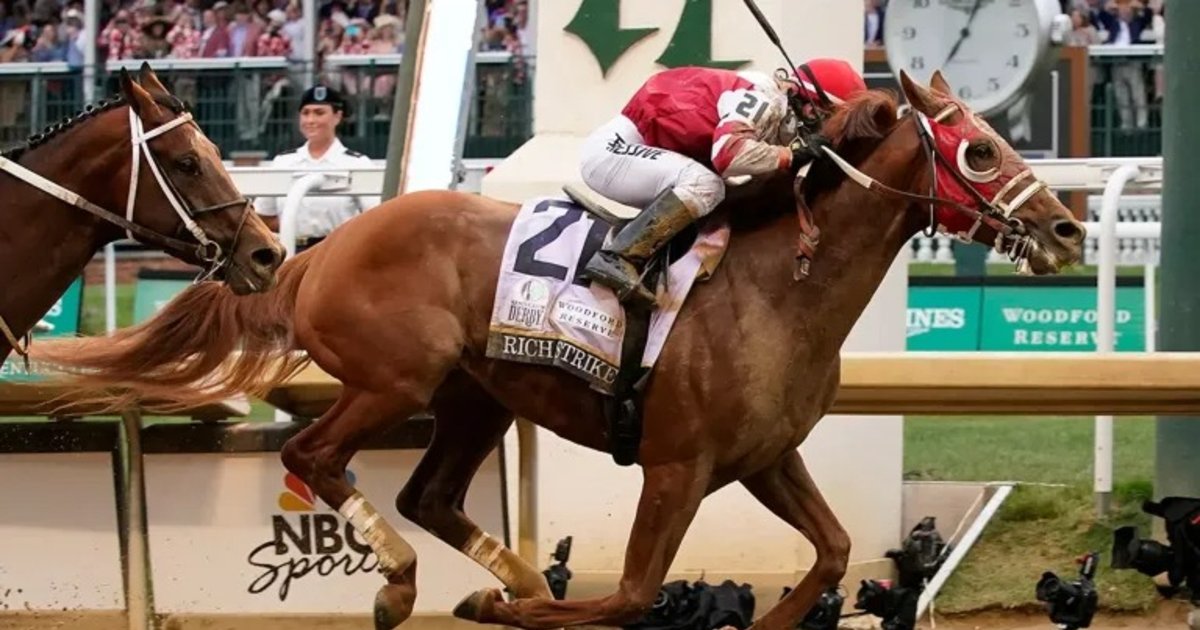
[582,67,795,219]
[619,67,797,179]
[580,62,866,219]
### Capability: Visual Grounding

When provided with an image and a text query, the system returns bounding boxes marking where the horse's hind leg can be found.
[739,449,851,630]
[281,387,428,629]
[396,371,554,601]
[280,311,462,630]
[456,457,714,629]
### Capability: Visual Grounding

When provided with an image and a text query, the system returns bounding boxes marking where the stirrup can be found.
[584,252,657,309]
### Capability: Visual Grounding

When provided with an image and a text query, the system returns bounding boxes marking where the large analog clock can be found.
[883,0,1067,117]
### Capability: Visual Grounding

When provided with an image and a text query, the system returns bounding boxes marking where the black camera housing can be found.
[887,516,949,589]
[854,579,918,630]
[1036,552,1100,630]
[782,585,843,630]
[1111,497,1200,603]
[542,536,573,600]
[851,516,946,630]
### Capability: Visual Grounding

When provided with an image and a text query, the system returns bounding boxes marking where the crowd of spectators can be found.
[1068,0,1165,130]
[0,0,528,63]
[0,0,529,145]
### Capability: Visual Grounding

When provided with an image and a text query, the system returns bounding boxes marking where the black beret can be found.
[299,84,346,111]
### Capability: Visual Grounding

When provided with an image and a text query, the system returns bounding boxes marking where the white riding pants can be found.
[580,114,726,218]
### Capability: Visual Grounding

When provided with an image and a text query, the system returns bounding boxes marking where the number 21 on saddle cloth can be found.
[483,196,731,396]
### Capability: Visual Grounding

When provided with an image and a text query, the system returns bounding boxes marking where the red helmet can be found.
[792,58,867,106]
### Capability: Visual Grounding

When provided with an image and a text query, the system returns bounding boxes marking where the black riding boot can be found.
[581,189,696,309]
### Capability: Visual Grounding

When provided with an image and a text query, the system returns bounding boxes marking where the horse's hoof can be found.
[452,587,502,622]
[374,583,416,630]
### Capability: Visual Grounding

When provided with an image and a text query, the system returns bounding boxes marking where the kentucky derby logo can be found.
[503,277,551,329]
[246,470,378,601]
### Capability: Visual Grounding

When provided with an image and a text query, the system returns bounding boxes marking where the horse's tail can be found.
[32,251,316,414]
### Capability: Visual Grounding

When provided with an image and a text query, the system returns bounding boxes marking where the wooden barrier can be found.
[264,351,1200,417]
[837,352,1200,415]
[0,376,251,630]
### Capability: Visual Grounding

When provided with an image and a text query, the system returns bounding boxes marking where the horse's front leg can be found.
[397,372,553,601]
[739,449,851,630]
[453,457,714,629]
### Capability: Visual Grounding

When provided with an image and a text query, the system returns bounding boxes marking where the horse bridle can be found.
[0,103,252,363]
[816,102,1049,266]
[780,68,1044,276]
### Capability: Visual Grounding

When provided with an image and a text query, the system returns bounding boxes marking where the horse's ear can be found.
[929,70,953,97]
[898,69,945,116]
[137,61,171,96]
[118,67,157,117]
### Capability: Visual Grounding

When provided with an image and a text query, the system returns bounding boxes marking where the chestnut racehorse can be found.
[34,72,1084,630]
[0,62,282,365]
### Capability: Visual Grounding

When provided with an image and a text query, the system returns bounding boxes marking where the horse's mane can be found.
[1,90,189,161]
[802,88,901,204]
[822,89,901,149]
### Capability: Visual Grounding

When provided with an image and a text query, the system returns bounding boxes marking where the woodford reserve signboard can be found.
[906,276,1147,352]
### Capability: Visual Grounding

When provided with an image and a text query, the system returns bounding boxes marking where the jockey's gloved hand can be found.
[789,134,831,175]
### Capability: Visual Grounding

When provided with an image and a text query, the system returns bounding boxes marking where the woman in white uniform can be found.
[255,84,381,252]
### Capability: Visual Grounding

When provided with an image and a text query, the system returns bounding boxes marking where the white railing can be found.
[909,193,1164,267]
[0,51,519,77]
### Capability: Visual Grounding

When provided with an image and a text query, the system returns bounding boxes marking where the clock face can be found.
[884,0,1051,116]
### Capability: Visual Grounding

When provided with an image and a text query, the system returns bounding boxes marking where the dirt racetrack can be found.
[4,602,1197,630]
[919,599,1195,630]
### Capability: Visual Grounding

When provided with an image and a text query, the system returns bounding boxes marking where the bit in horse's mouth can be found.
[1008,236,1065,276]
[994,224,1062,276]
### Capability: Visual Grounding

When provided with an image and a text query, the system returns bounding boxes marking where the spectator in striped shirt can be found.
[166,10,200,57]
[166,11,200,104]
[255,9,289,57]
[100,9,138,60]
[253,8,291,137]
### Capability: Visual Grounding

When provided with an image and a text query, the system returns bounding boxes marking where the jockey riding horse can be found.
[578,58,868,308]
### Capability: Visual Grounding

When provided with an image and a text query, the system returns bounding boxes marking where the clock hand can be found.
[944,0,986,66]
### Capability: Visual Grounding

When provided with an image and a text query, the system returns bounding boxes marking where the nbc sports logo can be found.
[247,468,377,601]
[277,470,357,512]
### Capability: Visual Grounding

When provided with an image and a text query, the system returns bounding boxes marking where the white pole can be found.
[119,409,151,630]
[1145,262,1156,353]
[302,0,316,87]
[1095,163,1140,517]
[273,173,326,423]
[105,243,116,335]
[83,0,96,103]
